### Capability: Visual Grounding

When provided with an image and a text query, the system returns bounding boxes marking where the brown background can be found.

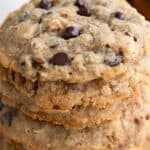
[128,0,150,20]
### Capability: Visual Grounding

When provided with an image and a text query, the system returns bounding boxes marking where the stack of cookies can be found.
[0,0,150,149]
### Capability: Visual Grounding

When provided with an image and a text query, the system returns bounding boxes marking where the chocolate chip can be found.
[75,0,91,16]
[53,105,60,109]
[72,105,82,110]
[105,44,111,48]
[146,114,150,120]
[134,36,137,42]
[39,18,43,24]
[2,112,13,126]
[32,60,39,68]
[111,28,114,31]
[20,61,26,67]
[104,53,123,67]
[0,102,3,111]
[10,71,15,81]
[39,11,52,23]
[125,32,130,36]
[38,0,52,10]
[50,43,59,48]
[113,11,125,20]
[33,81,39,92]
[50,52,71,66]
[0,94,3,111]
[75,0,86,7]
[19,12,29,22]
[77,6,91,16]
[105,57,122,67]
[134,118,140,124]
[20,76,26,84]
[63,26,80,39]
[134,117,144,125]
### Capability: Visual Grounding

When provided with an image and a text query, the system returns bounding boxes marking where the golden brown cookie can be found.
[0,0,148,83]
[0,79,136,129]
[0,0,149,119]
[0,84,149,150]
[0,136,25,150]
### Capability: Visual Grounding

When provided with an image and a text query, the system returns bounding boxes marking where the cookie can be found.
[0,55,150,128]
[0,0,149,118]
[1,95,131,129]
[0,135,22,150]
[0,61,134,108]
[0,79,136,129]
[0,137,25,150]
[0,85,149,150]
[0,0,148,83]
[0,64,140,111]
[0,0,150,149]
[0,53,149,112]
[1,136,147,150]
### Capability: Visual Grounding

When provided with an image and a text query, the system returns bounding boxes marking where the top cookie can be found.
[0,0,149,83]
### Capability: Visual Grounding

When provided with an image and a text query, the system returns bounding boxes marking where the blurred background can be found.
[0,0,29,22]
[128,0,150,20]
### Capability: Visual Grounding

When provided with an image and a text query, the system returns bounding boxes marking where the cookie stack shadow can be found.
[0,0,150,149]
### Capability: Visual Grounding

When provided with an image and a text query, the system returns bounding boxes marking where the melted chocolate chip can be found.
[113,11,125,20]
[75,0,91,16]
[104,54,123,67]
[50,52,71,66]
[39,0,52,10]
[63,26,80,39]
[2,112,13,126]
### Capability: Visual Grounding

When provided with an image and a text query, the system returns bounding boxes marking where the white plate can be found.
[0,0,29,24]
